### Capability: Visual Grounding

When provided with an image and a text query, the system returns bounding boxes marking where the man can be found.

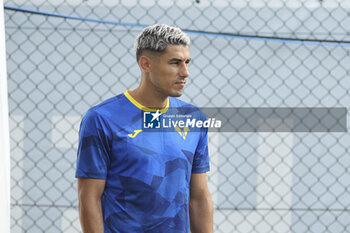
[76,24,213,233]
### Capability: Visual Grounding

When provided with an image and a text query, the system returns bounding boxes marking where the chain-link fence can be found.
[4,1,350,232]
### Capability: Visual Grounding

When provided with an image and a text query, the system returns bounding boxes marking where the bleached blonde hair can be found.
[134,24,190,62]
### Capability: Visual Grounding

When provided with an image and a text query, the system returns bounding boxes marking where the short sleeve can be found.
[191,111,210,174]
[76,109,111,179]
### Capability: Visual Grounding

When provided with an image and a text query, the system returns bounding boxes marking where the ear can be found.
[139,55,153,72]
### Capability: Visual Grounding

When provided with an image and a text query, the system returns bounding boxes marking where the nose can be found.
[179,63,190,78]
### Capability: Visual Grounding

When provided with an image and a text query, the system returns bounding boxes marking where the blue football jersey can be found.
[76,90,209,233]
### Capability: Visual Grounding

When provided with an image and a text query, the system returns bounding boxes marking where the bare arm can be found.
[77,178,106,233]
[189,173,213,233]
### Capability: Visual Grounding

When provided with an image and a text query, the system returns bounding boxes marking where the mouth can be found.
[175,81,186,87]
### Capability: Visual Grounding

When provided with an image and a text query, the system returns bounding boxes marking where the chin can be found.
[169,91,183,97]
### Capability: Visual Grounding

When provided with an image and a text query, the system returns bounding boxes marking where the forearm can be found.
[189,195,213,233]
[79,196,104,233]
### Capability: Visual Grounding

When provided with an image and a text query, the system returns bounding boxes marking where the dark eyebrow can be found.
[168,58,191,63]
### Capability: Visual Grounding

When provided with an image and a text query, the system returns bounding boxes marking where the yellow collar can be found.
[124,90,169,114]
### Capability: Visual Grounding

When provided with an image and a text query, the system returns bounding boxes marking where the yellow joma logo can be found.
[175,126,190,140]
[128,129,143,138]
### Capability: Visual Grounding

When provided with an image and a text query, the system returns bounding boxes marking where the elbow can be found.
[190,191,213,211]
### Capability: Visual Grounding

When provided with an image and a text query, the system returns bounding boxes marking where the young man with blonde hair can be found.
[76,24,213,233]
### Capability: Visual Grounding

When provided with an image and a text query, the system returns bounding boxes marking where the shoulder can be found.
[169,97,205,120]
[169,97,196,108]
[86,92,131,116]
[90,93,125,114]
[169,97,201,115]
[81,93,126,125]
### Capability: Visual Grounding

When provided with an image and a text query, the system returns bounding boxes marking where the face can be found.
[147,45,191,98]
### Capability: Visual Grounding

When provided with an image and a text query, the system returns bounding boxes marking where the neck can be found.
[128,86,168,110]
